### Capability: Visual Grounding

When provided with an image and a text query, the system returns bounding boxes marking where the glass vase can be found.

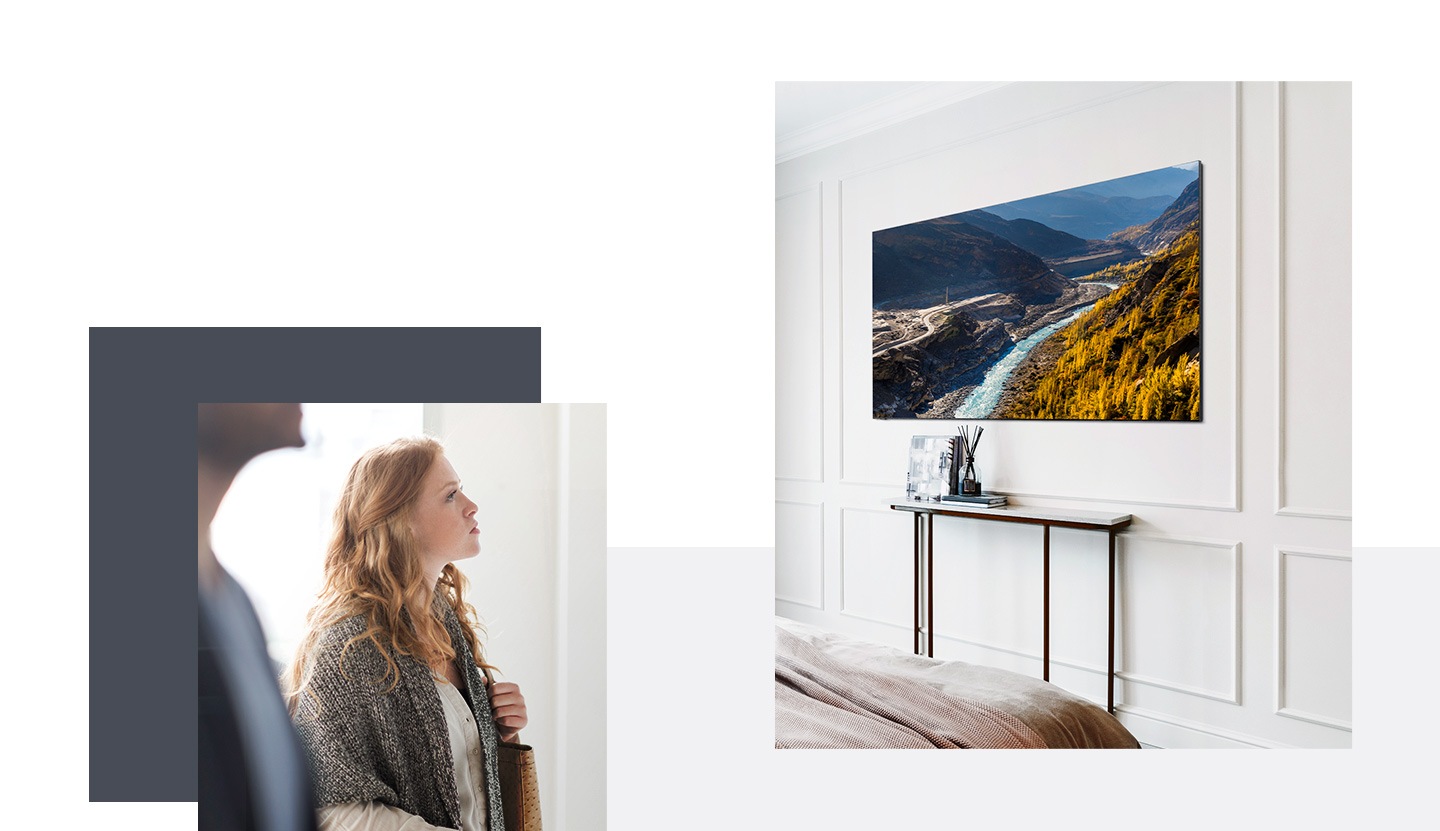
[961,460,982,496]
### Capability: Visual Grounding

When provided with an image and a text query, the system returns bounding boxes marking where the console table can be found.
[889,499,1133,713]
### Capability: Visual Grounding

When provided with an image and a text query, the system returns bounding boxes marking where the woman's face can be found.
[410,453,481,573]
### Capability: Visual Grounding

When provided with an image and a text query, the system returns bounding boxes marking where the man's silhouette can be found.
[198,403,317,831]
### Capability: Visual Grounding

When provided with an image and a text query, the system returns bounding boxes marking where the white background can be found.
[3,1,1436,828]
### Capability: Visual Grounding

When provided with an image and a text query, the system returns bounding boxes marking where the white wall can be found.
[775,82,1351,748]
[556,405,607,831]
[425,403,607,827]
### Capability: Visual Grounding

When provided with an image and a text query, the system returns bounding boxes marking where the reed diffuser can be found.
[957,425,984,495]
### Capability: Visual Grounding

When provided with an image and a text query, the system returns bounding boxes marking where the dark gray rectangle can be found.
[89,327,541,802]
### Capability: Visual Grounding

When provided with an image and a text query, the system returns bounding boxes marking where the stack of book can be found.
[940,492,1008,508]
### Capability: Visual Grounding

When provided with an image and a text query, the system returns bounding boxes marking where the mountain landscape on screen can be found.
[872,162,1202,420]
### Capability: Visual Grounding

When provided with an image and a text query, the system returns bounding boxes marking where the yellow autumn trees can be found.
[1003,224,1202,420]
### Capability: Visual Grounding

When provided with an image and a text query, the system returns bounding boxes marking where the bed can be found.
[775,616,1140,749]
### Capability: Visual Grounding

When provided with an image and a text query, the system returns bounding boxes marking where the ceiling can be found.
[775,82,1008,163]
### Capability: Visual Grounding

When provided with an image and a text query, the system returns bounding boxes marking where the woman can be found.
[287,436,527,831]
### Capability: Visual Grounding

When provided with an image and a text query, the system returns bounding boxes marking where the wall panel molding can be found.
[1274,545,1353,731]
[1120,532,1241,705]
[775,182,825,485]
[1273,80,1352,521]
[775,500,824,609]
[1118,705,1279,749]
[1275,506,1351,521]
[775,183,822,202]
[837,609,906,630]
[1227,79,1243,515]
[837,505,911,628]
[836,176,852,487]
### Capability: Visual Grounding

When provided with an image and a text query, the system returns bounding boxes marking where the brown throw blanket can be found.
[775,618,1141,749]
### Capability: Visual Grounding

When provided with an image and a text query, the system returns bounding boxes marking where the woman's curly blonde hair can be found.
[286,436,487,711]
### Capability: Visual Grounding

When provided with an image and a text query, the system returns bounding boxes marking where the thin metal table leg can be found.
[913,512,921,655]
[1043,525,1050,682]
[926,512,935,658]
[1108,530,1116,714]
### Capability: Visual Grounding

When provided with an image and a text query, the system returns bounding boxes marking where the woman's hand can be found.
[489,681,528,742]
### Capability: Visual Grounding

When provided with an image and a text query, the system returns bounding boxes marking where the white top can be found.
[890,498,1132,527]
[317,678,488,831]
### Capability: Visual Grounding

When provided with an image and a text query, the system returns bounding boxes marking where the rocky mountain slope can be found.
[872,218,1074,309]
[1109,177,1201,254]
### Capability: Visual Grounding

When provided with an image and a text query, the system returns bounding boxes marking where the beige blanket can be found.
[775,617,1140,749]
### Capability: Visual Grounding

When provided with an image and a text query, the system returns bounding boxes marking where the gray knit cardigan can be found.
[292,606,505,831]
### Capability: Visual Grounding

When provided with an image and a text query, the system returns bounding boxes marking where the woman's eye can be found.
[446,491,457,502]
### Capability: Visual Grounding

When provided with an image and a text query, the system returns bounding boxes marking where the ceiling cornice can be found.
[776,82,1011,164]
